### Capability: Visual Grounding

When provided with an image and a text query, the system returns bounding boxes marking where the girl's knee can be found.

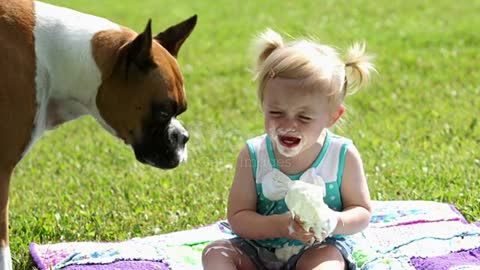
[202,240,233,257]
[202,240,242,266]
[203,240,234,254]
[202,240,257,270]
[296,244,346,270]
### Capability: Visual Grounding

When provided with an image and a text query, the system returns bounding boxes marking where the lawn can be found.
[10,0,480,268]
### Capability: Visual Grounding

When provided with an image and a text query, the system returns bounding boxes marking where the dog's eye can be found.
[155,111,170,122]
[158,111,169,118]
[151,102,174,122]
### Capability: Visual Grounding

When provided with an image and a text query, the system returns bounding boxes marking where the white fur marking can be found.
[26,1,121,156]
[0,247,12,270]
[169,118,188,163]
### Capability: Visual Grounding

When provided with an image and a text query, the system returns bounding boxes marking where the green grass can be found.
[10,0,480,268]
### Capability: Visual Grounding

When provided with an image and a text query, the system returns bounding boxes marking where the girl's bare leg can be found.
[296,244,346,270]
[202,240,256,270]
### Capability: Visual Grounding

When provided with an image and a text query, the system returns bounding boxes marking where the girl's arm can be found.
[227,146,291,240]
[332,144,372,235]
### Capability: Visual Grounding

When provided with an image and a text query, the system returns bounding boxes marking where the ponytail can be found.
[344,42,376,94]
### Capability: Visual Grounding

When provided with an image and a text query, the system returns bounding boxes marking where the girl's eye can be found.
[299,115,312,122]
[269,111,283,117]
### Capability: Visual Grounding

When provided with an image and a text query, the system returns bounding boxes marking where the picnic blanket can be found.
[30,200,480,269]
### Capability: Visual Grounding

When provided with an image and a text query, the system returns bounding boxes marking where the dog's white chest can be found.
[26,1,120,153]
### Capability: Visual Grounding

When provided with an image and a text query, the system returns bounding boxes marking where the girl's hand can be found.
[279,213,315,244]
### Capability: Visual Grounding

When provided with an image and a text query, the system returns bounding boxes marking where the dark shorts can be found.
[230,237,357,270]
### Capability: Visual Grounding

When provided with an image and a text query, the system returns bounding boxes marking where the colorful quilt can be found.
[30,200,480,269]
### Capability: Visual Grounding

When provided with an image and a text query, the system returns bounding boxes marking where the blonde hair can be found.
[253,29,376,111]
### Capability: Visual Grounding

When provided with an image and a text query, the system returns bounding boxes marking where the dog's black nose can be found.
[168,118,188,145]
[179,130,189,145]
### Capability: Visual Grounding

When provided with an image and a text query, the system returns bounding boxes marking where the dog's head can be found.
[95,15,197,169]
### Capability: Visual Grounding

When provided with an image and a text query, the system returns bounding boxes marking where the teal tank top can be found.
[246,130,351,249]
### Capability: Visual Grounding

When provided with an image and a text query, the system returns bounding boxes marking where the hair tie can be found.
[269,69,276,78]
[341,75,348,97]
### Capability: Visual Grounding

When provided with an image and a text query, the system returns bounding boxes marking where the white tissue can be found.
[284,180,337,241]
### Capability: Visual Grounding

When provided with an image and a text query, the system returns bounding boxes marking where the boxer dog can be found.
[0,0,197,268]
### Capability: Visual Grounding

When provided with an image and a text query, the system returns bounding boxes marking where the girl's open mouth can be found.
[278,135,301,148]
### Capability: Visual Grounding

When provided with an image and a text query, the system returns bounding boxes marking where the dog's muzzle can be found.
[133,118,189,169]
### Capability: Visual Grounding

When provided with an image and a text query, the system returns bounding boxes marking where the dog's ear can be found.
[125,19,156,75]
[154,15,197,58]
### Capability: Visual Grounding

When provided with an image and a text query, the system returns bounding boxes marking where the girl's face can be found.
[262,78,342,158]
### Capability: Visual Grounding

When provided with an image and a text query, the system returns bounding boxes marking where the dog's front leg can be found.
[0,170,12,270]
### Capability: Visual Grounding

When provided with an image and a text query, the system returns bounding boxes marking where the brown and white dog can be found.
[0,0,197,268]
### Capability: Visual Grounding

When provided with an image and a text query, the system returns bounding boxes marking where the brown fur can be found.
[92,29,187,145]
[0,0,36,246]
[0,1,196,260]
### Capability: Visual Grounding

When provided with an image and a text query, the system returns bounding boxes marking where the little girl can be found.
[202,29,375,270]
